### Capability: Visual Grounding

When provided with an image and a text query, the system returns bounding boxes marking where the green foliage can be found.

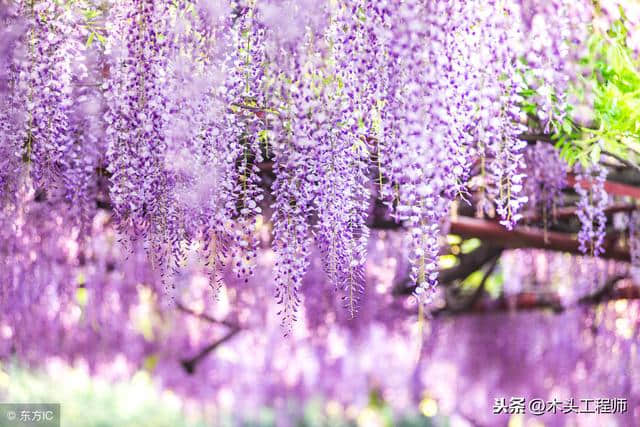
[0,364,441,427]
[461,268,503,298]
[0,363,210,427]
[82,4,106,47]
[460,238,481,255]
[555,17,640,168]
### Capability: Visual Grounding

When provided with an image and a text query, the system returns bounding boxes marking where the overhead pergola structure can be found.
[160,131,640,373]
[253,128,640,315]
[60,115,640,374]
[387,134,640,315]
[41,124,640,325]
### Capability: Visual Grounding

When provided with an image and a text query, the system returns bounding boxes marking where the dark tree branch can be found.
[520,132,640,174]
[454,253,500,308]
[174,301,238,329]
[432,253,502,316]
[175,301,243,374]
[430,277,639,316]
[393,244,504,295]
[601,150,640,174]
[519,133,554,143]
[181,328,241,374]
[578,274,628,305]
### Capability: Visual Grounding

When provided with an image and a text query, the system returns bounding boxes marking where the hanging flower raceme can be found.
[378,0,530,303]
[1,0,626,334]
[223,5,267,285]
[104,0,264,296]
[523,142,567,221]
[156,3,259,294]
[0,1,99,229]
[574,163,608,256]
[519,0,593,128]
[0,2,24,206]
[379,0,444,304]
[103,0,221,292]
[104,0,170,239]
[308,0,379,316]
[257,0,331,331]
[478,0,529,230]
[629,211,640,283]
[0,1,25,94]
[23,3,76,187]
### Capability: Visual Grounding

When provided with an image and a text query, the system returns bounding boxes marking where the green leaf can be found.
[590,144,601,163]
[75,288,87,306]
[84,9,101,21]
[460,238,481,254]
[438,254,458,269]
[446,234,462,245]
[519,88,537,98]
[86,32,95,47]
[143,355,158,372]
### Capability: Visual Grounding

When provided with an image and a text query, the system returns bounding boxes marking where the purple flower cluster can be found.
[574,163,608,256]
[629,211,640,283]
[0,1,25,95]
[2,4,640,418]
[104,1,170,241]
[519,0,593,128]
[1,1,100,229]
[478,1,529,230]
[0,0,619,327]
[523,142,567,218]
[0,1,24,206]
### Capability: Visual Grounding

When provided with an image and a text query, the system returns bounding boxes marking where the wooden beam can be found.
[448,216,629,261]
[568,174,640,200]
[521,203,636,223]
